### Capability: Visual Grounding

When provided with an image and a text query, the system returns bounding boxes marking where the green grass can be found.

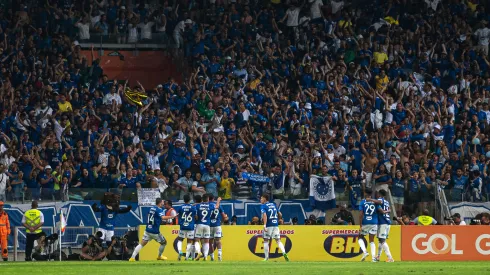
[0,261,488,275]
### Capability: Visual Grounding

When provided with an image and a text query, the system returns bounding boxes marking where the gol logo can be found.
[323,234,365,258]
[411,233,463,255]
[247,235,292,258]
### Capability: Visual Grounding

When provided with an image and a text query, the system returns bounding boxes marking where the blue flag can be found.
[309,175,336,211]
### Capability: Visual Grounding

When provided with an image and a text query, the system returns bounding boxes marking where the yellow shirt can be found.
[373,51,388,64]
[219,178,235,200]
[247,79,261,90]
[375,75,389,90]
[58,101,73,112]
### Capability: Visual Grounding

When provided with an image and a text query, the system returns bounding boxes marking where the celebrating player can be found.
[177,194,197,261]
[129,198,176,261]
[260,194,289,262]
[92,200,132,246]
[194,194,221,261]
[371,190,394,262]
[209,194,227,261]
[358,189,381,262]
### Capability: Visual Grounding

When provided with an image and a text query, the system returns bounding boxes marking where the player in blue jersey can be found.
[194,194,221,261]
[129,198,176,261]
[358,189,383,262]
[369,190,394,262]
[260,194,289,262]
[209,194,228,261]
[92,202,132,245]
[176,194,197,261]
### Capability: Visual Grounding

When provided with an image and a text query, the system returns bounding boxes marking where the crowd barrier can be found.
[138,225,490,262]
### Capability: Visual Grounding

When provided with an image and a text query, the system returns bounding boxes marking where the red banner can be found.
[81,50,182,89]
[401,226,490,261]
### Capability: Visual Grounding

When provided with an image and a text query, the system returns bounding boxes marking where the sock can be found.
[383,242,393,259]
[264,242,270,259]
[203,243,209,258]
[377,242,384,258]
[158,244,166,257]
[218,248,222,259]
[358,238,367,253]
[276,240,286,254]
[177,240,183,254]
[370,242,376,260]
[131,244,143,259]
[186,244,192,259]
[195,242,201,256]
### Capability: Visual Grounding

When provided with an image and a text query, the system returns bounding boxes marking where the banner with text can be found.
[401,226,490,261]
[137,188,161,206]
[139,225,401,261]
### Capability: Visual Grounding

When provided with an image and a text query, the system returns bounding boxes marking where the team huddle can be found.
[358,189,394,263]
[129,190,391,263]
[129,193,289,262]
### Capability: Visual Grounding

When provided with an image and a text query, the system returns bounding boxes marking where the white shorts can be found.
[142,231,166,244]
[210,226,223,238]
[97,228,114,242]
[178,230,195,239]
[360,224,377,236]
[194,224,211,239]
[392,196,404,205]
[263,227,280,240]
[377,224,390,239]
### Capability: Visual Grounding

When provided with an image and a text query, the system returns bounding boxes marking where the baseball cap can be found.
[205,159,211,163]
[45,165,52,170]
[237,145,244,149]
[185,19,193,24]
[452,213,461,219]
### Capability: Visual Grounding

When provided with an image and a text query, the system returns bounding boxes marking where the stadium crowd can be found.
[1,0,490,220]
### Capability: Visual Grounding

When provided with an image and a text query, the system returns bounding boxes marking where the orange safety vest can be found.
[165,208,178,225]
[0,211,10,235]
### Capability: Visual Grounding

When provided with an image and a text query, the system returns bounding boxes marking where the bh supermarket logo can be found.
[323,229,364,258]
[246,229,293,258]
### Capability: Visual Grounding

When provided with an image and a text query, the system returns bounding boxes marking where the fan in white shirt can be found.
[137,18,155,40]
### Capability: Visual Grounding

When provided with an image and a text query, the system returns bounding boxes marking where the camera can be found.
[444,217,454,221]
[46,233,59,243]
[470,219,481,225]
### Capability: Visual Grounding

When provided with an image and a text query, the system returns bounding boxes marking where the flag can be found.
[309,175,336,211]
[60,210,67,233]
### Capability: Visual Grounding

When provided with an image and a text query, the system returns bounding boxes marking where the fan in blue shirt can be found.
[129,198,176,262]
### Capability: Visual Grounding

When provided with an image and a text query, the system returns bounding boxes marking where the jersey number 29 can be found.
[364,204,375,215]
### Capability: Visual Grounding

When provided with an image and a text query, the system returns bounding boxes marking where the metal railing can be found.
[435,184,452,223]
[386,189,398,219]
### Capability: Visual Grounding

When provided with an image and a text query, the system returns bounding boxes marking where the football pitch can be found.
[0,261,487,275]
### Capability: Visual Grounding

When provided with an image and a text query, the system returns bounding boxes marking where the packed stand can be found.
[0,0,489,220]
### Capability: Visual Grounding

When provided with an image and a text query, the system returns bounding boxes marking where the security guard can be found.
[413,209,438,225]
[22,201,44,261]
[0,201,10,261]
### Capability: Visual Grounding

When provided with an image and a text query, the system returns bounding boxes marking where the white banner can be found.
[137,188,161,206]
[449,202,490,222]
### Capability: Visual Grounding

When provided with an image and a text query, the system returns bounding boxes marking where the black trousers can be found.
[25,233,41,260]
